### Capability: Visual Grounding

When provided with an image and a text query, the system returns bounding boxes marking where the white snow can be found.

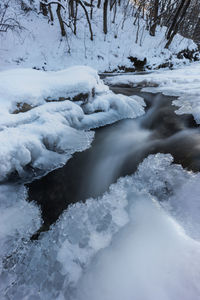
[106,62,200,124]
[0,2,197,72]
[0,66,145,180]
[0,66,107,110]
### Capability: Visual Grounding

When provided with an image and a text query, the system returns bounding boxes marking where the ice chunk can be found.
[73,193,200,300]
[133,153,191,200]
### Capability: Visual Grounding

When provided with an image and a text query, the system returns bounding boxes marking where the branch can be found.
[40,1,66,10]
[83,1,94,7]
[78,0,93,40]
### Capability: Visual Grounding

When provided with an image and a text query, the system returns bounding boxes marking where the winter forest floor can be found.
[0,3,199,72]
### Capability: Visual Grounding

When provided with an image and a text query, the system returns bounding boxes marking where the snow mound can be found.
[106,63,200,124]
[2,154,199,300]
[0,66,107,110]
[0,66,145,181]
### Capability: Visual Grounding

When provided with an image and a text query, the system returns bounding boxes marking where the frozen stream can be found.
[28,85,200,232]
[2,75,200,300]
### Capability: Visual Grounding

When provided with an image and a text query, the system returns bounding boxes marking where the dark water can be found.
[28,85,200,236]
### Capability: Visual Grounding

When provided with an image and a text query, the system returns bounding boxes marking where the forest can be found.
[1,0,200,47]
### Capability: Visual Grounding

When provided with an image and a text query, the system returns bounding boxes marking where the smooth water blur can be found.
[28,89,200,228]
[79,120,150,197]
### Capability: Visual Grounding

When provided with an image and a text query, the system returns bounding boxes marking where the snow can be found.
[0,66,145,181]
[1,154,200,300]
[0,66,106,110]
[0,2,197,72]
[106,62,200,124]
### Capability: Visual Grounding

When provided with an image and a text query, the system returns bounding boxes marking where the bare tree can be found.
[165,0,192,48]
[103,0,109,34]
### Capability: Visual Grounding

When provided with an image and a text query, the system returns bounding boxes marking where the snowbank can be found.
[106,63,200,123]
[0,66,145,181]
[1,154,200,300]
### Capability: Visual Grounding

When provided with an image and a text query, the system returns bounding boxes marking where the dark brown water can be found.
[27,86,200,237]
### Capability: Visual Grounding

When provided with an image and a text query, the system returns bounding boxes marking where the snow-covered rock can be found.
[0,66,145,181]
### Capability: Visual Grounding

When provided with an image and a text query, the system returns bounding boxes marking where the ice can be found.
[73,195,200,300]
[2,154,200,300]
[0,66,145,181]
[106,62,200,124]
[70,157,200,300]
[133,153,192,200]
[0,184,41,276]
[168,174,200,240]
[81,92,145,129]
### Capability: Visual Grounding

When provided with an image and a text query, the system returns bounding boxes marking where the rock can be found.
[12,102,35,114]
[128,56,147,71]
[177,49,200,61]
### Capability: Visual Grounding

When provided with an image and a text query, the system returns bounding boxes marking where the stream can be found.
[2,75,200,300]
[28,82,200,234]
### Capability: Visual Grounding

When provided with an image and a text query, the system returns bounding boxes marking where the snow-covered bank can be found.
[1,154,200,300]
[106,62,200,123]
[0,66,145,181]
[0,2,198,72]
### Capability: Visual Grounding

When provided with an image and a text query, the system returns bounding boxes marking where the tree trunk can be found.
[78,0,93,40]
[166,0,186,40]
[40,0,48,16]
[97,0,101,8]
[56,1,66,36]
[103,0,109,34]
[150,0,159,36]
[165,0,191,48]
[193,17,200,46]
[90,0,94,19]
[48,4,54,22]
[69,0,74,18]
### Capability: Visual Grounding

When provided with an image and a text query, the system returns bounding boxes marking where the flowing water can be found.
[28,84,200,231]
